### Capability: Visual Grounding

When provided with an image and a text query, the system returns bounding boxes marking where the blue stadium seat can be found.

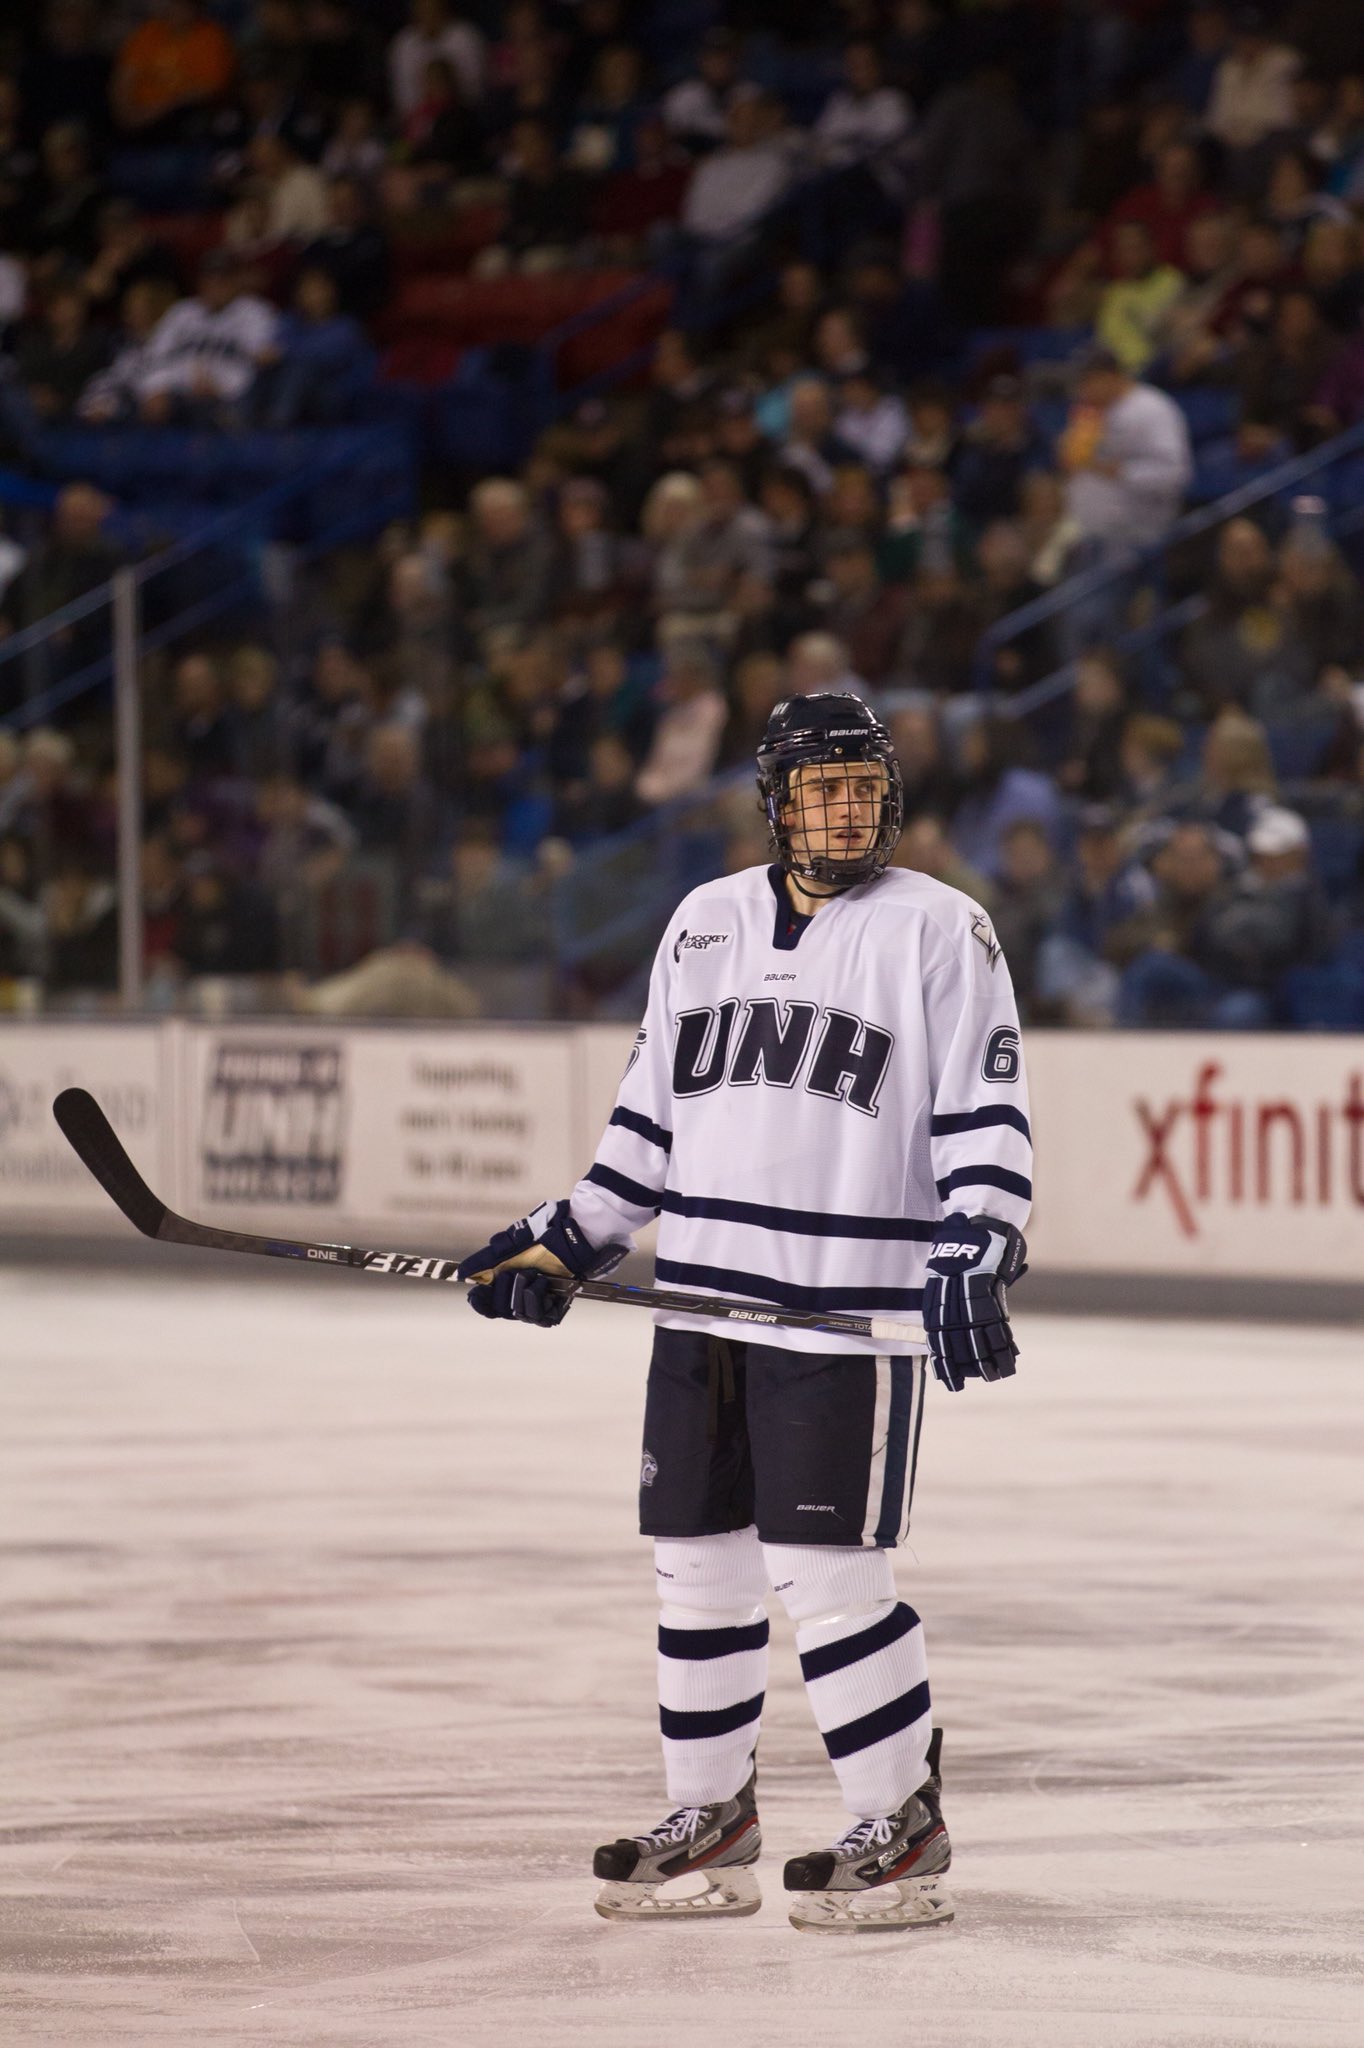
[1307,814,1364,900]
[1280,963,1364,1030]
[1175,388,1240,445]
[1266,719,1336,781]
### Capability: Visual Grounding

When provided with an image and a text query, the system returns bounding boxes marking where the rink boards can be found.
[2,1019,1364,1281]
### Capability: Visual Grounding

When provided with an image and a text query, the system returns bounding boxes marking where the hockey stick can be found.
[52,1089,927,1348]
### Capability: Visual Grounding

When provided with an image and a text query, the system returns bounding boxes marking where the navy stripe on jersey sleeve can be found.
[930,1105,1031,1143]
[610,1105,673,1154]
[935,1164,1033,1203]
[586,1161,663,1213]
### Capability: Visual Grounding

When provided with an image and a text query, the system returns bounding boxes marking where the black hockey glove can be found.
[923,1211,1028,1392]
[456,1199,627,1327]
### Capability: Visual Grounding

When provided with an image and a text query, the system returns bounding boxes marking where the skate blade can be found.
[788,1877,954,1935]
[594,1866,761,1922]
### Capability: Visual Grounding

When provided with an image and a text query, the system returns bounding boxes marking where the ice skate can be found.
[593,1765,761,1920]
[784,1728,954,1934]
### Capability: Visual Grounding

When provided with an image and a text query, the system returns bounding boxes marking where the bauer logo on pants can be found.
[202,1042,345,1204]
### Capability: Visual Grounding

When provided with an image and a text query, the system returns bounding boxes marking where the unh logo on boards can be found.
[202,1042,344,1203]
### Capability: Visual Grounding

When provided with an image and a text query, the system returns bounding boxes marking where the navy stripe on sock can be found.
[654,1258,924,1314]
[586,1161,662,1213]
[660,1694,766,1742]
[659,1620,770,1662]
[931,1105,1031,1143]
[873,1361,916,1548]
[799,1601,918,1683]
[821,1680,931,1761]
[611,1106,673,1154]
[934,1165,1033,1203]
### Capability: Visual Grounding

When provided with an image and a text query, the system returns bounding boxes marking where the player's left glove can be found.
[456,1199,627,1327]
[923,1211,1028,1392]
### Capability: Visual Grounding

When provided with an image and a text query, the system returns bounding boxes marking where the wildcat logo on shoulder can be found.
[970,912,1001,970]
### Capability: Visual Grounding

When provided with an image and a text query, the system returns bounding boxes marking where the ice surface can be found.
[2,1270,1362,2047]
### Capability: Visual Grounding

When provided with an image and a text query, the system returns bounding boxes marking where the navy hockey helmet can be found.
[756,691,904,886]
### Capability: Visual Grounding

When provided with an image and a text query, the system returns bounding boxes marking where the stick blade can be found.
[52,1088,166,1238]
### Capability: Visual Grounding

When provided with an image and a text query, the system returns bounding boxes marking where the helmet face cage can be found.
[758,730,905,887]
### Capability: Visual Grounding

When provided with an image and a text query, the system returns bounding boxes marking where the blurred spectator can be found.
[916,65,1035,325]
[262,266,374,427]
[1095,221,1185,375]
[82,198,186,321]
[322,96,387,186]
[681,93,795,260]
[1112,820,1240,1026]
[814,39,913,234]
[75,277,182,424]
[1204,9,1299,157]
[1192,710,1279,840]
[254,771,356,897]
[1273,526,1364,685]
[0,484,120,648]
[43,863,117,994]
[20,2,113,148]
[27,119,104,271]
[170,652,234,778]
[992,818,1064,1016]
[388,0,486,118]
[1105,140,1217,271]
[0,831,46,981]
[1036,804,1155,1025]
[110,0,235,142]
[635,643,726,805]
[238,131,330,244]
[175,859,281,977]
[894,811,995,906]
[1192,806,1333,1015]
[14,285,110,424]
[227,646,289,780]
[952,375,1048,527]
[463,478,553,639]
[949,715,1063,882]
[402,57,485,181]
[1060,349,1193,564]
[663,27,744,155]
[134,252,280,424]
[555,731,647,840]
[567,44,650,175]
[294,940,480,1018]
[1055,649,1129,801]
[350,722,446,911]
[1178,519,1303,719]
[297,175,390,319]
[834,370,908,476]
[814,537,908,686]
[481,118,589,271]
[1236,288,1342,449]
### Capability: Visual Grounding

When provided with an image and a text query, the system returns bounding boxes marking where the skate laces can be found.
[643,1806,708,1848]
[834,1815,895,1856]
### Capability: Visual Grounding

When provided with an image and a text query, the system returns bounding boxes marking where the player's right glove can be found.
[456,1199,627,1327]
[922,1211,1027,1392]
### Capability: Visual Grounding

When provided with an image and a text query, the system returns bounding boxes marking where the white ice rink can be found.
[2,1267,1362,2048]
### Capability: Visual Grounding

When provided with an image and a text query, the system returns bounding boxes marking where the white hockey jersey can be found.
[570,863,1032,1354]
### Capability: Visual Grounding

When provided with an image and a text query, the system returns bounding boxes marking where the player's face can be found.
[783,759,887,869]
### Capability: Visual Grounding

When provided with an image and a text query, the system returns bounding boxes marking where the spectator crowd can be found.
[5,0,1364,1025]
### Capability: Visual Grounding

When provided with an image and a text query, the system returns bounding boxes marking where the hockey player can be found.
[457,693,1030,1932]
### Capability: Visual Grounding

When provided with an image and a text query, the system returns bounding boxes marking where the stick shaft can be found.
[51,1089,926,1349]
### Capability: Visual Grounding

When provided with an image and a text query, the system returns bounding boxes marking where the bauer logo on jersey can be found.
[673,928,733,964]
[640,1449,658,1488]
[970,911,1001,971]
[624,1026,647,1077]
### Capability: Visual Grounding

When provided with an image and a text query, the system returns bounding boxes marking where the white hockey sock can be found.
[656,1529,769,1806]
[766,1544,932,1820]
